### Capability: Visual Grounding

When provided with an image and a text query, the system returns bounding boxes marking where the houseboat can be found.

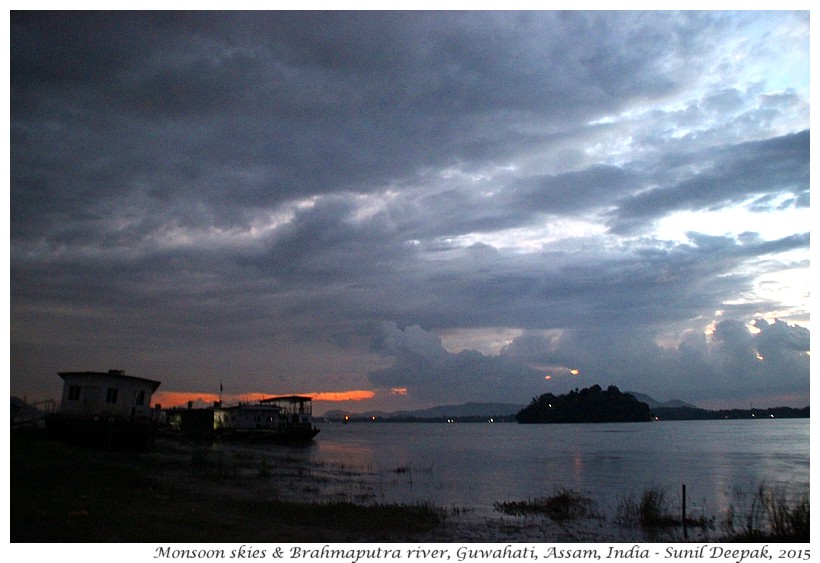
[167,395,320,444]
[45,370,162,449]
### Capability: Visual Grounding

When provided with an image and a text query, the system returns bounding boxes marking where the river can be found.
[297,418,809,520]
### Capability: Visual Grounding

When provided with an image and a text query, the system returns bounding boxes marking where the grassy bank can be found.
[495,485,809,543]
[10,430,443,542]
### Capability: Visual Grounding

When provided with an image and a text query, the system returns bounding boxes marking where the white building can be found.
[57,369,161,419]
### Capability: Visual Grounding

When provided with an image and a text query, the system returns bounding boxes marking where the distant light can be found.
[488,418,494,423]
[545,375,552,380]
[570,369,580,375]
[770,414,775,418]
[371,416,376,421]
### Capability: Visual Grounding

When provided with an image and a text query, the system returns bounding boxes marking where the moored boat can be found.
[215,395,320,443]
[166,395,320,444]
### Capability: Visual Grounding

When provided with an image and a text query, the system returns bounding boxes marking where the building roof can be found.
[259,395,313,403]
[57,370,162,392]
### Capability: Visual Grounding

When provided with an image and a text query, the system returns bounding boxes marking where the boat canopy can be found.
[259,395,313,415]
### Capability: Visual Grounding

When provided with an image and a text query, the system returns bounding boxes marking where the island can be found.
[515,385,653,423]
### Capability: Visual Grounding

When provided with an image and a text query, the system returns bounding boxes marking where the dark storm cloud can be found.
[12,11,800,245]
[506,165,641,217]
[343,230,807,332]
[608,130,810,234]
[10,11,712,233]
[10,12,809,407]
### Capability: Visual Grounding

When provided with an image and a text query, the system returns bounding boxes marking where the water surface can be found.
[298,419,809,519]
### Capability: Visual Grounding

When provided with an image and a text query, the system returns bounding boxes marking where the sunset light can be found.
[308,390,376,402]
[153,389,376,408]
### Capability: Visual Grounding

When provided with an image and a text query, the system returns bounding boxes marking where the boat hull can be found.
[216,426,320,444]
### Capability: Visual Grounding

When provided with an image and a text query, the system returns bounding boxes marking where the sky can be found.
[10,11,811,414]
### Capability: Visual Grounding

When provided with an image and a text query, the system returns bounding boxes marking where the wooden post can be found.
[682,483,687,539]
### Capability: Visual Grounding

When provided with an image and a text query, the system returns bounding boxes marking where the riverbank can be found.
[10,429,807,543]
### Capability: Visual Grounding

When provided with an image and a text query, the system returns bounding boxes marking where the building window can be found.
[68,385,81,401]
[135,390,146,406]
[106,388,118,404]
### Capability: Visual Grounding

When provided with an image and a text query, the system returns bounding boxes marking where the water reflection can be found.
[234,419,809,521]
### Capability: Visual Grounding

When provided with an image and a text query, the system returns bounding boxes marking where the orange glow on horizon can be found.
[152,391,221,408]
[152,389,376,407]
[309,390,376,402]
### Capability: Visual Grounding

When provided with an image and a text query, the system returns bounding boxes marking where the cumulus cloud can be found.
[500,318,809,407]
[368,323,547,405]
[363,317,810,409]
[371,321,449,362]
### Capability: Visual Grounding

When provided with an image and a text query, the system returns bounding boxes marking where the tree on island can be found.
[516,384,653,423]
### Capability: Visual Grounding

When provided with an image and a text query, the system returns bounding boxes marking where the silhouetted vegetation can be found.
[494,488,596,521]
[614,486,712,541]
[616,487,680,528]
[516,385,653,423]
[721,485,810,542]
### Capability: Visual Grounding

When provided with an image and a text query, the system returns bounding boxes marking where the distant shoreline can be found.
[326,406,809,424]
[650,405,809,421]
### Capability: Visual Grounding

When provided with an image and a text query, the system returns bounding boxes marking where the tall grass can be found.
[616,487,680,529]
[721,484,809,542]
[494,488,596,521]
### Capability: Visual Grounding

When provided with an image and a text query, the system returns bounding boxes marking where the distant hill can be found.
[626,392,696,410]
[516,385,653,424]
[322,402,524,421]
